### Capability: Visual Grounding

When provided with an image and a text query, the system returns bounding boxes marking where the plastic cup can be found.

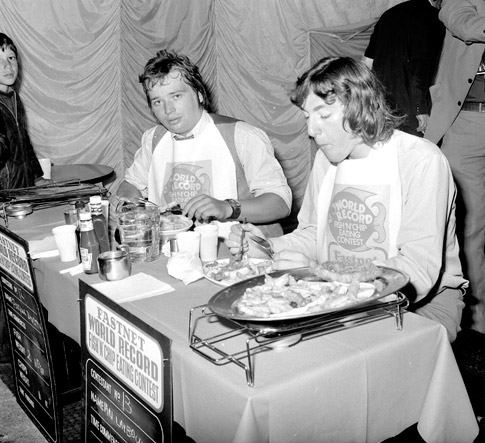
[52,224,78,262]
[195,224,219,262]
[38,158,51,179]
[175,231,201,257]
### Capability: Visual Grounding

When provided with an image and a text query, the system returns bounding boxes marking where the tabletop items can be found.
[58,195,111,274]
[51,224,77,262]
[116,199,161,263]
[97,249,131,281]
[56,196,220,281]
[89,195,110,253]
[79,211,101,273]
[195,224,219,262]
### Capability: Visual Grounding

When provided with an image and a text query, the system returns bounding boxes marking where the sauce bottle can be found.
[79,212,100,274]
[89,195,110,253]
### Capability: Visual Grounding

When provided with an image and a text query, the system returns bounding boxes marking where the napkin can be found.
[166,252,204,285]
[29,236,60,259]
[59,263,84,276]
[91,272,174,303]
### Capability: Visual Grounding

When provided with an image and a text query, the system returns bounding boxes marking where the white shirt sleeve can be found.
[234,121,292,211]
[270,152,327,258]
[381,145,467,300]
[124,126,157,197]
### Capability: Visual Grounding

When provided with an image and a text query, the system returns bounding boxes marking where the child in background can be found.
[0,33,46,189]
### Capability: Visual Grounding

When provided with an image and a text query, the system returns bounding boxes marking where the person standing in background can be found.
[362,0,445,136]
[425,0,485,334]
[0,33,46,189]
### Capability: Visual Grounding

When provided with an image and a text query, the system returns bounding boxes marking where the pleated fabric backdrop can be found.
[0,0,402,229]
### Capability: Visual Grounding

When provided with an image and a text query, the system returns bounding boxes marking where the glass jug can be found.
[116,199,161,263]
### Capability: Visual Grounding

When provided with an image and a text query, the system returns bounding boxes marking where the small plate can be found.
[160,213,193,234]
[203,258,273,287]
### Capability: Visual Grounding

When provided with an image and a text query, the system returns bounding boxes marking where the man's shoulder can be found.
[210,113,267,138]
[210,113,240,125]
[393,130,446,162]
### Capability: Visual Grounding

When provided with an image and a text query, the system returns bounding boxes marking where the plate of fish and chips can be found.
[207,261,409,324]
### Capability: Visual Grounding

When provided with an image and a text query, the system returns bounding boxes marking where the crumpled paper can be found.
[166,252,204,285]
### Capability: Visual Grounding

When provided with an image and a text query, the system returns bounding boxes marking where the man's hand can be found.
[225,222,269,259]
[183,194,232,222]
[416,114,429,134]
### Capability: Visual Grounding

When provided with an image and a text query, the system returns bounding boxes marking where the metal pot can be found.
[97,248,131,281]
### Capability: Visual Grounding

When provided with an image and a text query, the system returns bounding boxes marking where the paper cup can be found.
[195,224,219,262]
[175,231,200,257]
[52,224,78,262]
[38,158,51,179]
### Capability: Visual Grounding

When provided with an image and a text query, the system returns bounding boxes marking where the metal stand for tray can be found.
[189,292,409,387]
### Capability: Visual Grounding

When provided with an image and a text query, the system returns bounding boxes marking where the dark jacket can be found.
[0,90,43,189]
[365,0,445,136]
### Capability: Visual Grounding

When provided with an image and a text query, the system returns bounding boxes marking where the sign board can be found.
[79,280,172,442]
[0,225,61,442]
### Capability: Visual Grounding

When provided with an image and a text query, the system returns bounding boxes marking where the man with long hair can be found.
[227,56,466,342]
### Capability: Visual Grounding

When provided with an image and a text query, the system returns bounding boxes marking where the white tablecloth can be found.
[5,207,480,443]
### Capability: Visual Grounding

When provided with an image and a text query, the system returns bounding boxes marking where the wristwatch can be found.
[225,199,241,220]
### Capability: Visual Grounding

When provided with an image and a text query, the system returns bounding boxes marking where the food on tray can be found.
[204,257,273,286]
[160,213,192,231]
[310,260,382,283]
[233,273,377,318]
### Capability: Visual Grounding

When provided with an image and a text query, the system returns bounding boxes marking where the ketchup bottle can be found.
[79,212,100,274]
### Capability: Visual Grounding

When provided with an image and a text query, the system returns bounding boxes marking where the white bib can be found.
[317,144,402,266]
[147,121,238,207]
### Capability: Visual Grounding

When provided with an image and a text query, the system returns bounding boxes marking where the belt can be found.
[462,101,485,112]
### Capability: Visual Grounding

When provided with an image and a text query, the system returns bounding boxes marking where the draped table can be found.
[3,205,479,443]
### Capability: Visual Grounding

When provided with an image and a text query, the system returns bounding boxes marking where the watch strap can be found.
[225,199,241,220]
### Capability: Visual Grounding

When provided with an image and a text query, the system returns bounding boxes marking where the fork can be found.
[248,234,274,259]
[237,226,246,262]
[234,219,247,262]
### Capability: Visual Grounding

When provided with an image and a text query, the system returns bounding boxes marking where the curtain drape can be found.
[0,0,401,230]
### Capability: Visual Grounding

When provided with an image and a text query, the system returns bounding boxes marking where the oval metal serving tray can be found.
[207,266,409,324]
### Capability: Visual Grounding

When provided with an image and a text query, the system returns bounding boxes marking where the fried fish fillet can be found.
[310,260,381,283]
